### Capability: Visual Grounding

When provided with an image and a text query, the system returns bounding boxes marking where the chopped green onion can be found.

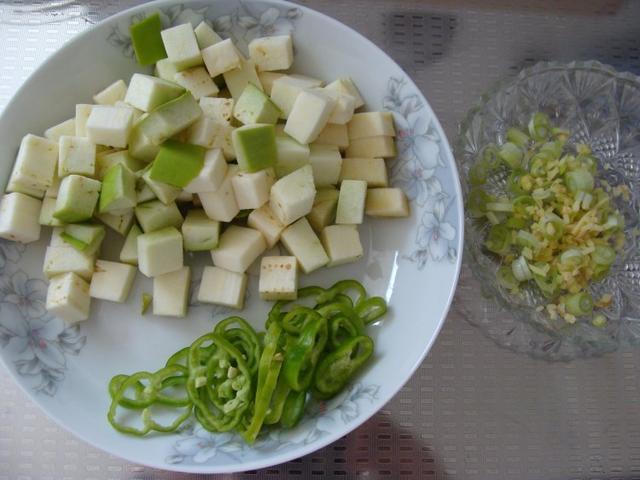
[497,265,519,290]
[528,112,552,141]
[141,293,152,314]
[486,201,514,212]
[592,245,616,266]
[516,230,541,250]
[485,224,512,255]
[498,142,523,169]
[591,314,607,328]
[559,248,583,268]
[506,127,530,148]
[512,256,532,281]
[564,292,593,316]
[481,144,501,169]
[469,161,489,186]
[540,213,564,240]
[565,168,594,194]
[466,188,493,218]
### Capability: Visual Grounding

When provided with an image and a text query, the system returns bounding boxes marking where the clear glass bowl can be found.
[456,60,640,360]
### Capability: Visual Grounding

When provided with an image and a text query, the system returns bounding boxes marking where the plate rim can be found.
[0,0,465,473]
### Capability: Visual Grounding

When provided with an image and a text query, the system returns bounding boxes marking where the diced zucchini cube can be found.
[93,79,127,105]
[75,104,94,137]
[211,225,266,273]
[325,77,365,109]
[197,266,247,309]
[135,92,202,145]
[336,179,367,225]
[90,260,136,302]
[53,175,101,223]
[49,227,66,246]
[201,38,241,77]
[58,136,96,178]
[7,134,58,198]
[136,181,157,203]
[270,75,324,118]
[96,210,134,235]
[346,136,397,158]
[135,200,183,233]
[160,23,203,70]
[141,167,181,205]
[99,163,137,214]
[46,272,91,324]
[325,89,356,125]
[155,58,180,82]
[309,144,342,186]
[365,188,410,217]
[176,191,193,203]
[198,165,239,222]
[185,116,220,148]
[231,168,274,210]
[95,150,143,181]
[149,140,205,188]
[184,148,227,193]
[270,164,315,226]
[137,226,183,277]
[258,72,285,96]
[307,187,339,232]
[321,225,363,267]
[313,123,349,150]
[120,223,142,264]
[174,66,219,100]
[259,255,297,300]
[153,266,191,317]
[181,209,220,251]
[284,89,335,144]
[194,21,222,49]
[233,83,281,125]
[0,192,42,243]
[45,118,75,142]
[43,245,95,281]
[223,55,263,99]
[45,172,61,198]
[124,73,184,112]
[130,12,167,65]
[275,135,310,178]
[280,217,329,273]
[232,124,277,172]
[348,112,395,139]
[39,197,63,227]
[248,35,294,72]
[128,122,160,162]
[247,204,285,248]
[340,157,388,187]
[62,223,105,255]
[86,105,134,148]
[199,97,234,123]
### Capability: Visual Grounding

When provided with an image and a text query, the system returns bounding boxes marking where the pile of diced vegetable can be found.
[468,112,625,326]
[0,12,410,325]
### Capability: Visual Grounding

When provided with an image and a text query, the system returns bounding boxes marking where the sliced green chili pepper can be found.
[214,316,262,376]
[317,280,366,307]
[329,315,360,349]
[282,316,328,391]
[165,347,189,367]
[280,389,307,429]
[243,322,283,444]
[355,296,388,325]
[264,375,291,425]
[187,333,252,432]
[282,306,322,335]
[314,335,374,398]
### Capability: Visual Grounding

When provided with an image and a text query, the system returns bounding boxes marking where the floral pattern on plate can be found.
[0,240,86,396]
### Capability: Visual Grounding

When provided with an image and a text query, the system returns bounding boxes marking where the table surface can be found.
[2,1,640,479]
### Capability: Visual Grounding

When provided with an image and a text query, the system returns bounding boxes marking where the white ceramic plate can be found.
[0,0,463,473]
